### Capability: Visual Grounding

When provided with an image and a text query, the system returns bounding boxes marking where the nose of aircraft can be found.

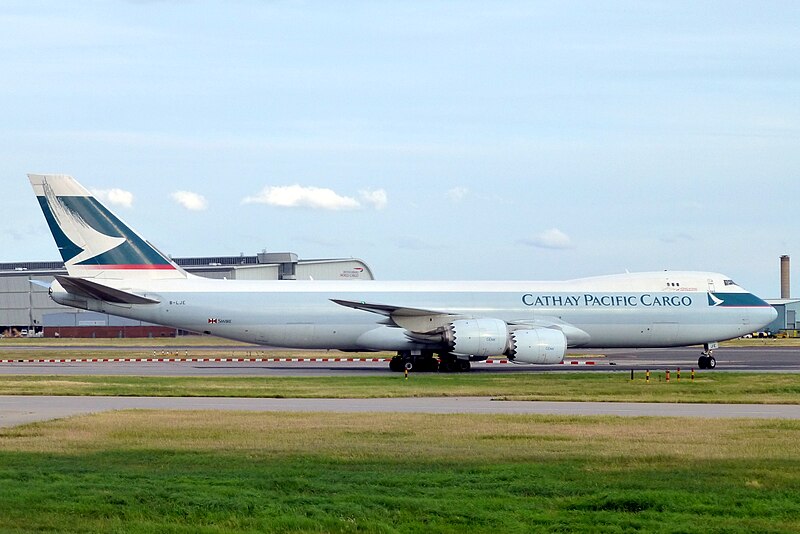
[754,297,778,330]
[765,303,778,324]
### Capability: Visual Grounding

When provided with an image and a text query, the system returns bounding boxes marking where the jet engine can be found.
[506,328,567,364]
[443,318,567,364]
[445,318,509,357]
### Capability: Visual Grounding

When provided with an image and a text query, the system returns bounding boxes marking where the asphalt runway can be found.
[1,346,798,427]
[2,395,799,428]
[0,346,798,376]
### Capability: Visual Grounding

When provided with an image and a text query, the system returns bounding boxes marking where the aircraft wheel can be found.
[420,356,439,372]
[438,356,458,373]
[707,356,716,369]
[697,356,708,369]
[389,355,404,372]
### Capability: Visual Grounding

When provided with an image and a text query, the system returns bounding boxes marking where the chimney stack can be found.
[781,255,791,299]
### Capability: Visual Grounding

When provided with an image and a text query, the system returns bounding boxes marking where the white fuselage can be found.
[52,271,777,351]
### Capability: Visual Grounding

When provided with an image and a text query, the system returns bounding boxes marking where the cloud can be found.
[92,188,133,208]
[446,187,469,203]
[243,185,385,211]
[243,185,360,210]
[360,189,388,210]
[521,228,573,250]
[171,190,208,211]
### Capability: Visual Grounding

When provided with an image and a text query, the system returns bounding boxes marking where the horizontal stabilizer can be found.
[55,275,159,305]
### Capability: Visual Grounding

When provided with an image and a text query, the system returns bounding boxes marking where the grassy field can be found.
[0,411,798,532]
[0,348,386,361]
[0,335,253,347]
[722,337,800,347]
[2,372,800,403]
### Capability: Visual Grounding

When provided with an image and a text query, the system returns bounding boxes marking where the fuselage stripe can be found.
[74,264,177,270]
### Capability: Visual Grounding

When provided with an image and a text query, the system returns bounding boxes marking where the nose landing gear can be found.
[698,342,718,369]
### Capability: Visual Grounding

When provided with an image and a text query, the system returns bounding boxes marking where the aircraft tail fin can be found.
[28,174,189,280]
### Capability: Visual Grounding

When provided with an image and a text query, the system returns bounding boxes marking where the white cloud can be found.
[446,187,469,203]
[360,189,388,210]
[92,188,133,208]
[171,190,208,211]
[243,185,360,210]
[243,185,388,211]
[521,228,573,250]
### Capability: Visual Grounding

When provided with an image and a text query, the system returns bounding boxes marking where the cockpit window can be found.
[724,279,736,286]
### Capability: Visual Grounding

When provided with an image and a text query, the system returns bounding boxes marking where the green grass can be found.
[722,337,800,347]
[2,372,800,403]
[0,335,253,347]
[1,411,799,532]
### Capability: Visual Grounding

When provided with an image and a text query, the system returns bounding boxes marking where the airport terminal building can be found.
[0,253,374,338]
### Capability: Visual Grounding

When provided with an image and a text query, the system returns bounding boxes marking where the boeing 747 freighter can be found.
[29,174,777,371]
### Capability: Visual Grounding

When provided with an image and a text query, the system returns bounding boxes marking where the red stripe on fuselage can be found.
[77,264,177,270]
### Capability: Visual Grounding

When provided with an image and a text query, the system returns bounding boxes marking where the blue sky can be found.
[1,1,798,297]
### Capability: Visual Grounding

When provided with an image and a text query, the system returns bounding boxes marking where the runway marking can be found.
[0,357,604,365]
[0,357,392,364]
[485,359,599,365]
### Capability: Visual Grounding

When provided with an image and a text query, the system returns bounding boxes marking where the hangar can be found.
[0,252,374,338]
[765,299,800,336]
[764,255,800,336]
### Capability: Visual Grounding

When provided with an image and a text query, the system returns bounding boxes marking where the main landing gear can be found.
[698,343,717,369]
[389,351,471,372]
[389,350,440,372]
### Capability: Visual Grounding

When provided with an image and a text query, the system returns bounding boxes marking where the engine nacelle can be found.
[446,318,508,357]
[506,328,566,364]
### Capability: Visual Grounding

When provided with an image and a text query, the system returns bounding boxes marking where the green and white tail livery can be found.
[28,174,188,280]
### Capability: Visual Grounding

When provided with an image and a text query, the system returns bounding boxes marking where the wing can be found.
[330,298,468,333]
[331,299,591,347]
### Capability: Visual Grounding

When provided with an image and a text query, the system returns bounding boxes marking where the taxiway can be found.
[0,346,797,376]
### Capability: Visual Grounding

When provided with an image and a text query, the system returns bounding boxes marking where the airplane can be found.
[29,174,777,372]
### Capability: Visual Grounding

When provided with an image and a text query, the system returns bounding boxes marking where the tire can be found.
[439,357,458,373]
[389,356,404,372]
[708,356,716,369]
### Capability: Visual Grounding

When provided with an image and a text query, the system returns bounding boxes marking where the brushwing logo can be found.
[37,178,174,269]
[42,182,125,265]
